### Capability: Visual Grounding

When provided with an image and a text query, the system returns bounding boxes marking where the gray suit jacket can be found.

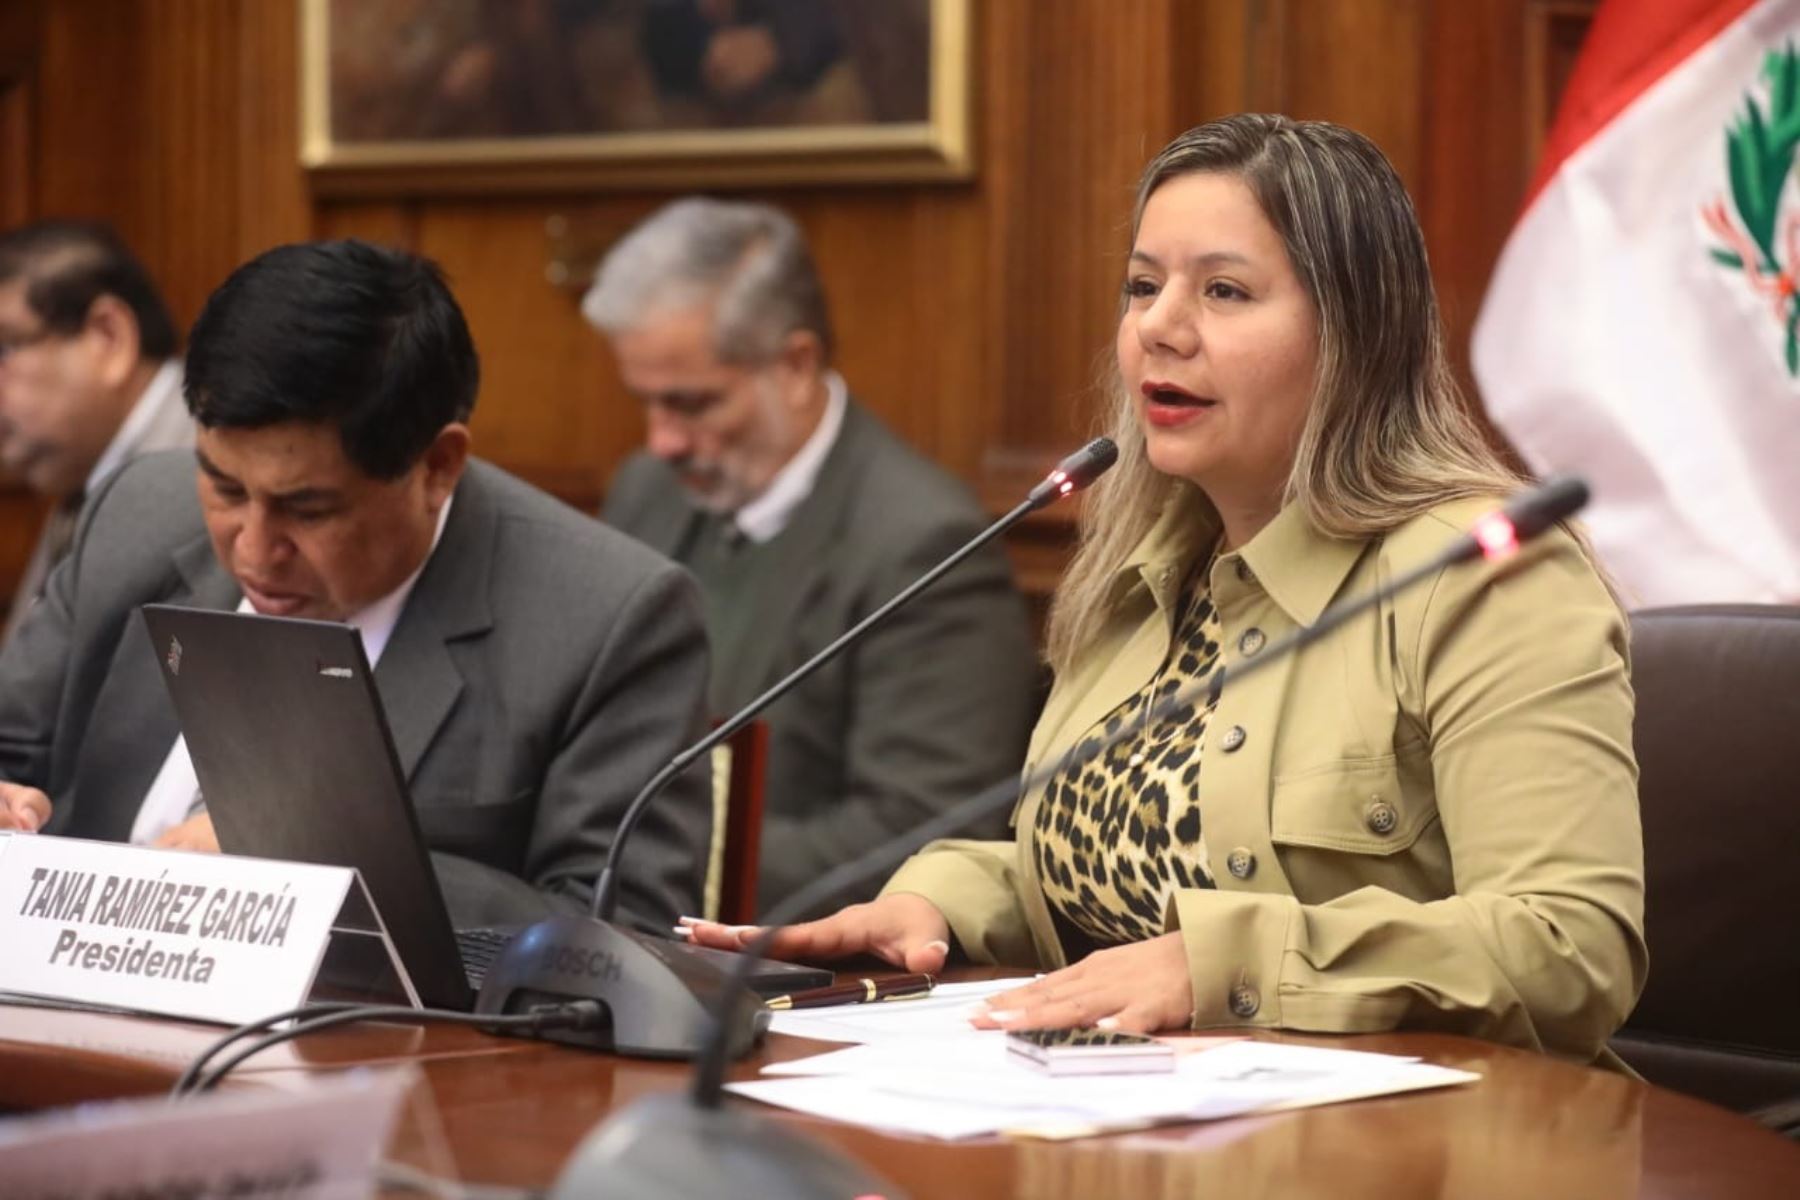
[3,361,193,645]
[0,452,713,932]
[604,401,1039,913]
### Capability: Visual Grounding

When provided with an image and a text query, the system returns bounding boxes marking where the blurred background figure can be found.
[585,196,1038,913]
[0,221,189,643]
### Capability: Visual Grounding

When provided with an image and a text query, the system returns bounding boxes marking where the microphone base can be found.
[474,916,766,1060]
[551,1092,908,1200]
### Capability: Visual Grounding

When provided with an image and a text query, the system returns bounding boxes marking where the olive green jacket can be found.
[883,495,1647,1060]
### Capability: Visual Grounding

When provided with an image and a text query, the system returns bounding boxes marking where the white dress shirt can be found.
[128,497,454,844]
[731,371,847,544]
[87,360,185,492]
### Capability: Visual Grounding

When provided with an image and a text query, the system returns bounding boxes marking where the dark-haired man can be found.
[0,222,192,643]
[0,240,712,931]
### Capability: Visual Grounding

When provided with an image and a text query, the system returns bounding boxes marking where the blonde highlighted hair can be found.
[1045,114,1524,672]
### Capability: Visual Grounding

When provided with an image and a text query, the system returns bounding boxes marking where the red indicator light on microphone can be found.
[1472,513,1520,561]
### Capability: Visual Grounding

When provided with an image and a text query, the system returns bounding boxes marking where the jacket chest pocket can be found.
[1269,754,1434,857]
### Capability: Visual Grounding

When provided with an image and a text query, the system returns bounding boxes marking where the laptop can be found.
[139,604,829,1012]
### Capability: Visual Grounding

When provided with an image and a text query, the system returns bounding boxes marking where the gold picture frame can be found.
[299,0,972,196]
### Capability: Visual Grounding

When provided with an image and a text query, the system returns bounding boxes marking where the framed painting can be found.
[299,0,972,195]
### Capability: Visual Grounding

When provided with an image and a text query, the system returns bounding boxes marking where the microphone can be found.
[548,475,1592,1200]
[472,438,1119,1059]
[589,435,1118,924]
[1025,437,1120,508]
[1464,474,1588,561]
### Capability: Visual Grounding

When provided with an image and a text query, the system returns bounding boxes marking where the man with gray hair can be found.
[586,196,1038,914]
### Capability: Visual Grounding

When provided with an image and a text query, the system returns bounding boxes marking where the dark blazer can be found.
[0,452,714,932]
[604,401,1039,912]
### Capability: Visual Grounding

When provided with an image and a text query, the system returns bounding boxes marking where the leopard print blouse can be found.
[1034,564,1222,947]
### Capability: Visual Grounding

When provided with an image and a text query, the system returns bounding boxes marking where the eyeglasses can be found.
[0,326,59,364]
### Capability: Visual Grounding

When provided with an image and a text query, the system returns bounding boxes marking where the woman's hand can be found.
[677,891,953,973]
[970,931,1193,1034]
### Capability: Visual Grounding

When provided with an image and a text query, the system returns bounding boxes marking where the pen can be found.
[764,973,936,1011]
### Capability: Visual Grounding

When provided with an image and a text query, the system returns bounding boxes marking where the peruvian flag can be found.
[1474,0,1800,605]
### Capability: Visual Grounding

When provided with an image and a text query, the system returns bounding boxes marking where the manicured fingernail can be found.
[676,915,704,926]
[985,1009,1019,1022]
[1096,1016,1120,1030]
[671,925,693,938]
[925,940,949,955]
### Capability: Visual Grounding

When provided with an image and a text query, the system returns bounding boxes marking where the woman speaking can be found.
[683,114,1645,1062]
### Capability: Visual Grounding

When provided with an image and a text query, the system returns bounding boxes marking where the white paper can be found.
[730,1036,1479,1140]
[0,1066,415,1199]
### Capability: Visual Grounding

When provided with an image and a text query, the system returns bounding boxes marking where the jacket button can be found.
[1229,983,1261,1018]
[1365,800,1398,835]
[1238,628,1266,656]
[1220,725,1246,752]
[1226,847,1256,879]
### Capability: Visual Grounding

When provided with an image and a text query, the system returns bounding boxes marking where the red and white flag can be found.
[1474,0,1800,605]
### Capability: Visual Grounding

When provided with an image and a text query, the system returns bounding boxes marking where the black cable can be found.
[178,1000,604,1096]
[169,1000,368,1098]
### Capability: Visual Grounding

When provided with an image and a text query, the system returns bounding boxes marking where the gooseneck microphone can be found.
[472,438,1118,1060]
[548,475,1592,1200]
[589,434,1120,923]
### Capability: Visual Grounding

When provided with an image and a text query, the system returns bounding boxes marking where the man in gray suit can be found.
[0,240,712,931]
[585,197,1038,913]
[0,222,193,643]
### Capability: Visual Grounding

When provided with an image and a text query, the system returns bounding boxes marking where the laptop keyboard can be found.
[455,926,515,990]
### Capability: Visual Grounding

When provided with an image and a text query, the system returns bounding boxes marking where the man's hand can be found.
[969,931,1194,1034]
[0,782,51,833]
[153,812,220,853]
[677,891,952,973]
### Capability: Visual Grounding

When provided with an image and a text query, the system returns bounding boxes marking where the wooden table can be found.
[2,985,1797,1199]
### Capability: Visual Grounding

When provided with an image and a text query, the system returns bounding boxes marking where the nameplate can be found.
[0,1065,415,1200]
[0,834,352,1025]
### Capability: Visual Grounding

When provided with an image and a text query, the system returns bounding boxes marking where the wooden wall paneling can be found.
[982,0,1186,472]
[4,0,1591,619]
[0,0,36,231]
[0,77,29,231]
[0,56,38,602]
[35,0,311,336]
[235,0,313,258]
[316,200,420,249]
[780,188,985,474]
[1420,0,1539,405]
[136,0,251,326]
[33,2,150,238]
[1279,0,1429,190]
[416,200,635,512]
[1525,0,1603,171]
[1170,0,1284,122]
